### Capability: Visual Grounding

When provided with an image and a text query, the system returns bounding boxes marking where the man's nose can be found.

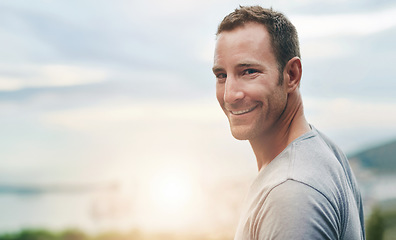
[224,77,244,104]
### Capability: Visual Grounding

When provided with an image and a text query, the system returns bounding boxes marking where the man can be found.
[212,6,365,239]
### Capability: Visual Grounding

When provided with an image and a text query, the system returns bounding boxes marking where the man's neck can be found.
[249,94,310,171]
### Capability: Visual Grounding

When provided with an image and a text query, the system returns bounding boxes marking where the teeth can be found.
[231,105,257,115]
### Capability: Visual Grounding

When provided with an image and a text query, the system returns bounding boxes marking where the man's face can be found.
[213,22,288,141]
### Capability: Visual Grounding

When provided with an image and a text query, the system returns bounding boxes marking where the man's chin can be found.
[230,127,251,141]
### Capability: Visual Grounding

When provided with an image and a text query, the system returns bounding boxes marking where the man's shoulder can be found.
[288,130,353,206]
[265,179,335,212]
[251,180,340,239]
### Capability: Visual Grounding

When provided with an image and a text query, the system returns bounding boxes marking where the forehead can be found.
[214,22,275,67]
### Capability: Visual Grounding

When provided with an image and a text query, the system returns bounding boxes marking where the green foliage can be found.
[0,229,232,240]
[0,232,14,240]
[366,206,385,240]
[18,229,56,240]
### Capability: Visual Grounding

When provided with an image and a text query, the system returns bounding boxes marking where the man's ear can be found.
[283,57,302,93]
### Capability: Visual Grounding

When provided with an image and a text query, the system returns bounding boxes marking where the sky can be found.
[0,0,396,234]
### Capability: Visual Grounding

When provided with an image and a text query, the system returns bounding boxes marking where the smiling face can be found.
[213,22,288,141]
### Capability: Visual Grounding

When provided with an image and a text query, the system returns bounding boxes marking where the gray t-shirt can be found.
[234,126,365,240]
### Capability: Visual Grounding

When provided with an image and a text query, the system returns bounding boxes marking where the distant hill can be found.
[348,138,396,173]
[0,182,118,195]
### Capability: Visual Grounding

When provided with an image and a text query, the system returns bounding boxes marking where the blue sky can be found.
[0,0,395,232]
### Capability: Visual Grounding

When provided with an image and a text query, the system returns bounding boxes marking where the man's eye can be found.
[216,73,227,81]
[243,69,258,75]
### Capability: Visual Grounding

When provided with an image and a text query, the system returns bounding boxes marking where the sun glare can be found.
[136,164,204,231]
[155,174,192,209]
[148,168,195,216]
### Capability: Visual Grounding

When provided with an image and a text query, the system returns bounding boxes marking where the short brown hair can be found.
[216,6,300,73]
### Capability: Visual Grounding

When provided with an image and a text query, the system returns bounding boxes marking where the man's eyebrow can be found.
[212,62,262,73]
[236,62,262,68]
[212,66,224,73]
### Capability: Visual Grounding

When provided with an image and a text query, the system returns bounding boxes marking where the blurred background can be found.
[0,0,395,239]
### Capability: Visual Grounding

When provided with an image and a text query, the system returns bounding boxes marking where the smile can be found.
[230,105,258,115]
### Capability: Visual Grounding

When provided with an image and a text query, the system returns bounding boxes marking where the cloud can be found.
[300,38,354,59]
[301,30,396,100]
[41,99,223,132]
[0,64,108,91]
[303,97,396,152]
[292,7,396,40]
[305,97,396,129]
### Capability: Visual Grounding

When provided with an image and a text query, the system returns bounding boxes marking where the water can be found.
[0,190,136,234]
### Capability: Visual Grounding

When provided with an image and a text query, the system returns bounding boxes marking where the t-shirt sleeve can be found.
[255,180,340,240]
